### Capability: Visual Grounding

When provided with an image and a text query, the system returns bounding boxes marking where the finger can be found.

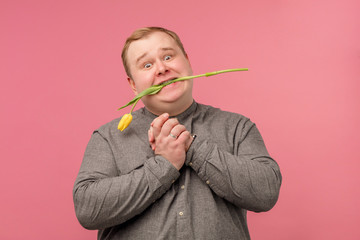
[149,128,156,150]
[177,130,191,147]
[151,113,169,137]
[169,124,186,139]
[150,142,156,151]
[160,118,180,138]
[148,127,155,143]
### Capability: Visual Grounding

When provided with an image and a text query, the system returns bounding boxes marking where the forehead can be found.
[127,32,179,61]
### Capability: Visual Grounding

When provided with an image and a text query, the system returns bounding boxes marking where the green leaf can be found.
[118,85,163,110]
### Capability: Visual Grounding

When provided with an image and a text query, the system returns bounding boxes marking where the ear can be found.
[127,77,138,95]
[185,53,192,65]
[185,53,193,72]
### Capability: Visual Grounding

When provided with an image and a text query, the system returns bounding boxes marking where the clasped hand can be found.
[148,113,193,170]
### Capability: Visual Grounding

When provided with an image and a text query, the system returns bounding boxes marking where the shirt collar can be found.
[140,100,198,122]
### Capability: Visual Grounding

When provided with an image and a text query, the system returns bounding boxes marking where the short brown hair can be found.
[121,27,187,78]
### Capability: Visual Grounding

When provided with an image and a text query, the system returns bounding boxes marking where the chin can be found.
[159,92,185,103]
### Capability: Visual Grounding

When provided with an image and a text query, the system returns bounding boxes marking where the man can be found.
[73,27,282,240]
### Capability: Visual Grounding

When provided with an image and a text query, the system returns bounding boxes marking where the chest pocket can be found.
[113,140,155,175]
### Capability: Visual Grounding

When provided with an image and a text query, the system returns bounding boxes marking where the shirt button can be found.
[206,180,210,185]
[179,212,184,216]
[181,185,185,189]
[171,179,175,183]
[189,162,193,166]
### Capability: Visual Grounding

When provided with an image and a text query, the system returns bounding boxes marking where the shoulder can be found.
[92,108,151,140]
[92,117,122,140]
[195,103,255,138]
[196,102,251,124]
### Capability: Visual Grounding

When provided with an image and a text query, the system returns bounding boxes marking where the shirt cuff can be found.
[185,135,209,173]
[146,155,181,190]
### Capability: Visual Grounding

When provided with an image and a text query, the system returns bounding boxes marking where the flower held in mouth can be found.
[117,68,248,131]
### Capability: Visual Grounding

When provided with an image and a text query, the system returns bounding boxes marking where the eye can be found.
[164,55,172,61]
[144,63,152,69]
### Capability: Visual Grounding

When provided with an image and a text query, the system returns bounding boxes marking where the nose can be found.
[156,60,168,76]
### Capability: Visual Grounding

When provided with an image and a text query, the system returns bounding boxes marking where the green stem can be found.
[160,68,248,86]
[118,68,248,111]
[130,98,140,114]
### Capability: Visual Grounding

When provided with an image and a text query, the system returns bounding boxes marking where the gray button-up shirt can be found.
[73,101,282,240]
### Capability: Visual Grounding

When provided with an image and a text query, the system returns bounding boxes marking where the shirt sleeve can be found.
[185,120,282,212]
[73,131,180,230]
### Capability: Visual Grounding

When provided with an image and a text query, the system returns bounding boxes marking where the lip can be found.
[157,77,178,85]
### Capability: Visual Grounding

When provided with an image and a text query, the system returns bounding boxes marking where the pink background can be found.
[1,0,359,239]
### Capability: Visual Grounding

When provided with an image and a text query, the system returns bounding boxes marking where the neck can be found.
[146,99,194,117]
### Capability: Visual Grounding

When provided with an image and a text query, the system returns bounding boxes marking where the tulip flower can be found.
[117,98,140,131]
[117,68,248,131]
[118,113,133,131]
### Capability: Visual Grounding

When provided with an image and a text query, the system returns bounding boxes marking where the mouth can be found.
[159,78,177,86]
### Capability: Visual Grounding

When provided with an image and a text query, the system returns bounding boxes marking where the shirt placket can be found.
[175,172,191,240]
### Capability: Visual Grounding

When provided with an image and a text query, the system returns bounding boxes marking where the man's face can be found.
[126,31,193,115]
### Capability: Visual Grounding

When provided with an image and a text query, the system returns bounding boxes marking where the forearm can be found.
[186,125,282,212]
[73,133,179,230]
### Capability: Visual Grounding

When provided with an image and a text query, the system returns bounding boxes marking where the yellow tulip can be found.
[117,68,248,111]
[118,114,133,131]
[117,68,248,132]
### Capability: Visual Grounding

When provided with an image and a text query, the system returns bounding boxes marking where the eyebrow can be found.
[135,53,148,65]
[135,47,175,64]
[160,47,175,52]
